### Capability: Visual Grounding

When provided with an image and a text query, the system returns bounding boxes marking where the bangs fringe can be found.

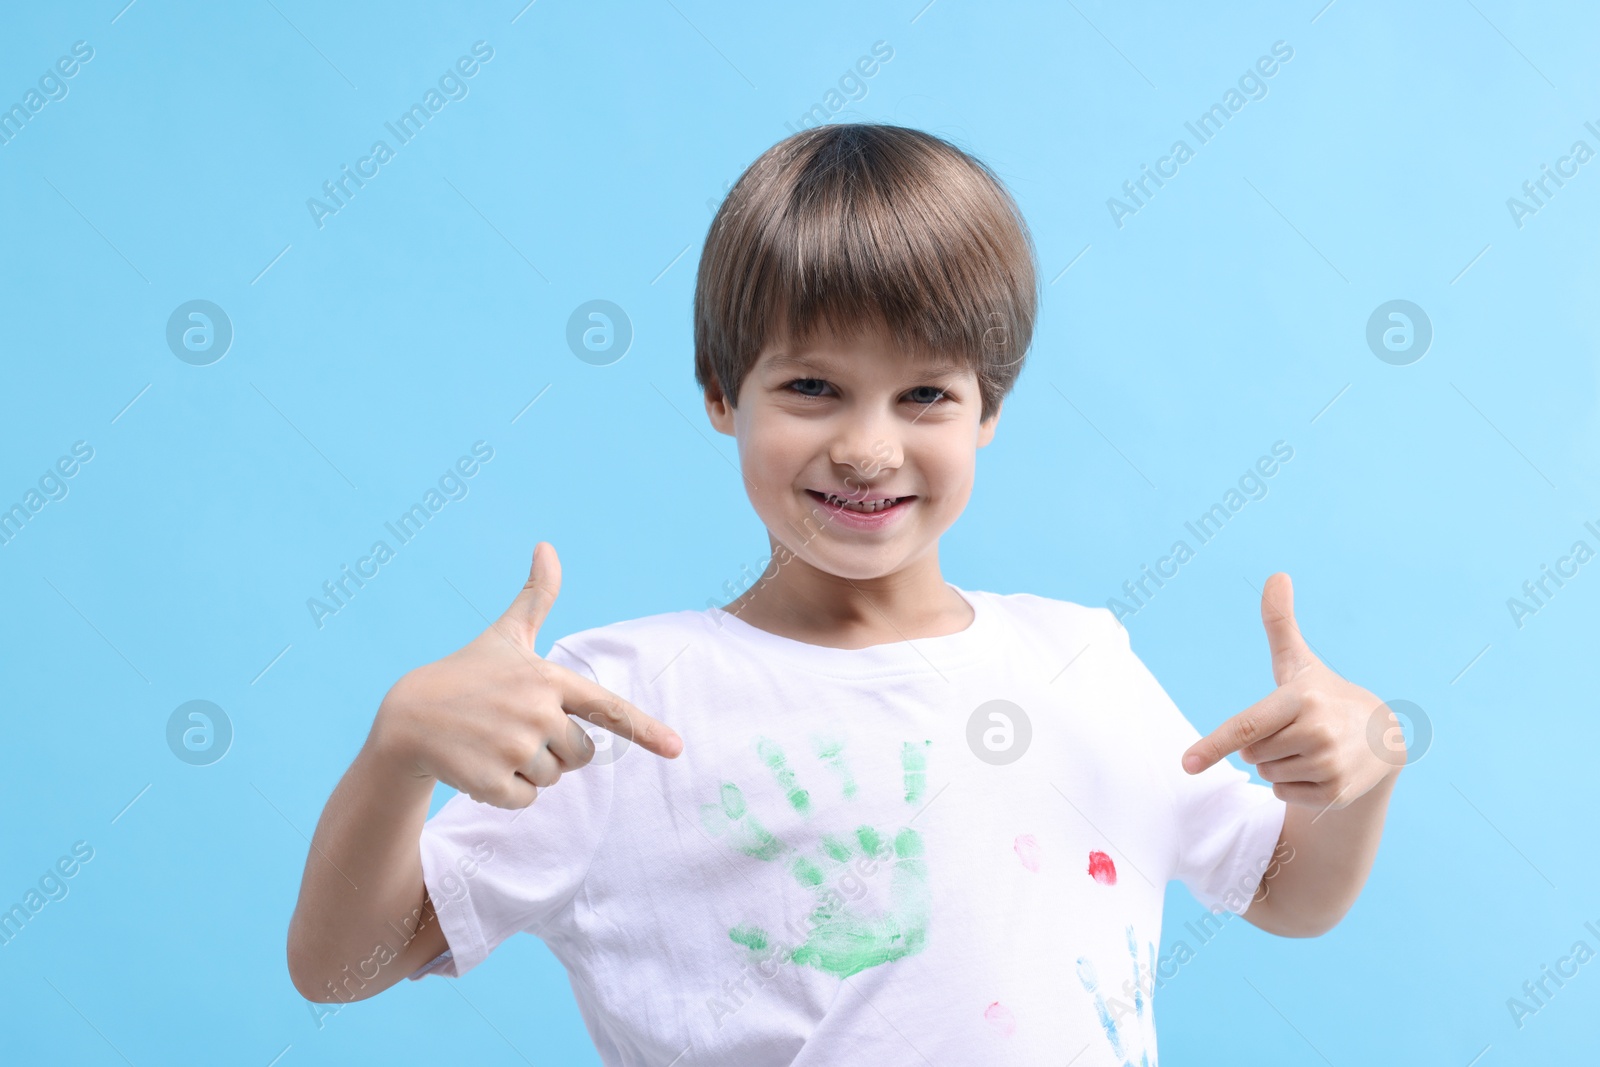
[696,124,1038,420]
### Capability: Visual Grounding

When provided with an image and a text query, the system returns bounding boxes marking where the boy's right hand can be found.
[371,542,682,809]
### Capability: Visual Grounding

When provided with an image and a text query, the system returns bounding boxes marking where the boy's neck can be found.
[720,540,974,650]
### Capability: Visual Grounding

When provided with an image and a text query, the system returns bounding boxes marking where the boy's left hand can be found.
[1180,572,1402,809]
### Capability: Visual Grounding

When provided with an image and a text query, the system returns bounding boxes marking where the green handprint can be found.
[700,736,932,979]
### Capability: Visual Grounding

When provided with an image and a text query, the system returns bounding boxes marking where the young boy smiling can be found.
[287,124,1402,1065]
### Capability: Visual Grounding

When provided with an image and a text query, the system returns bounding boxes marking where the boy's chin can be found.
[789,543,922,584]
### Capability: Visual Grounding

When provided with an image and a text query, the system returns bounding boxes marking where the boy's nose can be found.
[828,424,901,481]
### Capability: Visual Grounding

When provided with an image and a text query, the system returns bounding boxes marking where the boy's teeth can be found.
[824,492,899,513]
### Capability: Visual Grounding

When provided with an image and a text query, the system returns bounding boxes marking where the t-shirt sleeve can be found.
[1101,611,1288,916]
[407,639,616,980]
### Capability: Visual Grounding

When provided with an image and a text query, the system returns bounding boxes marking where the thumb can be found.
[503,542,562,640]
[1260,571,1315,686]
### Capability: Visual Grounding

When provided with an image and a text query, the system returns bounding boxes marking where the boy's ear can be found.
[703,378,736,437]
[977,400,1003,447]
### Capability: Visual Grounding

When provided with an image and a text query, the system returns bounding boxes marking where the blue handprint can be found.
[1077,924,1157,1066]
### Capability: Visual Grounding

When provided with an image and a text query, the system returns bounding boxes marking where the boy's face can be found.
[705,319,1000,582]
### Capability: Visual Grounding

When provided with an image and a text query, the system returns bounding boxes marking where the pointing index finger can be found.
[1182,689,1296,774]
[557,669,683,760]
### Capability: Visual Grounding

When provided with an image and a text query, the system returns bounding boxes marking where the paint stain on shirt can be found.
[1077,925,1156,1066]
[813,736,858,798]
[901,740,930,804]
[757,736,811,815]
[983,1000,1016,1037]
[720,736,935,980]
[1013,834,1042,873]
[1087,850,1117,885]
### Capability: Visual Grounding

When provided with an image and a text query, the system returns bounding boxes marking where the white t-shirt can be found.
[410,587,1286,1066]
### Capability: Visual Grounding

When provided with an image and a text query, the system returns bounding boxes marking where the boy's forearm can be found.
[286,737,441,1001]
[1245,766,1400,937]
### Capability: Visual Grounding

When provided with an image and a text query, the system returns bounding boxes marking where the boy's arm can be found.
[285,543,681,1001]
[286,737,448,1002]
[1181,573,1405,938]
[1241,765,1399,937]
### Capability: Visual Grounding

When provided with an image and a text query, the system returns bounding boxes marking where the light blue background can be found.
[2,0,1596,1063]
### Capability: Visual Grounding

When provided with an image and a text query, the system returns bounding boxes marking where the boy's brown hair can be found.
[693,123,1039,422]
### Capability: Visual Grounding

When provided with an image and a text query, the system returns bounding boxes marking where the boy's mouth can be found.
[806,489,913,514]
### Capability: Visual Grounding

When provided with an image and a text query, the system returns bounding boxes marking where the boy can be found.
[287,124,1402,1065]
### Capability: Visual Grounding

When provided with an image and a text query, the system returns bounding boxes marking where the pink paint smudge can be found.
[1087,849,1117,885]
[1013,834,1042,873]
[984,1000,1016,1037]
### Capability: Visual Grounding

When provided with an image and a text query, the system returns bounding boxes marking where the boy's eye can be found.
[787,378,831,397]
[781,379,948,404]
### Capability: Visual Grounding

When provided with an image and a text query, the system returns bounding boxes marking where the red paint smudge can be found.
[1013,834,1042,873]
[1087,850,1117,885]
[984,1000,1016,1037]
